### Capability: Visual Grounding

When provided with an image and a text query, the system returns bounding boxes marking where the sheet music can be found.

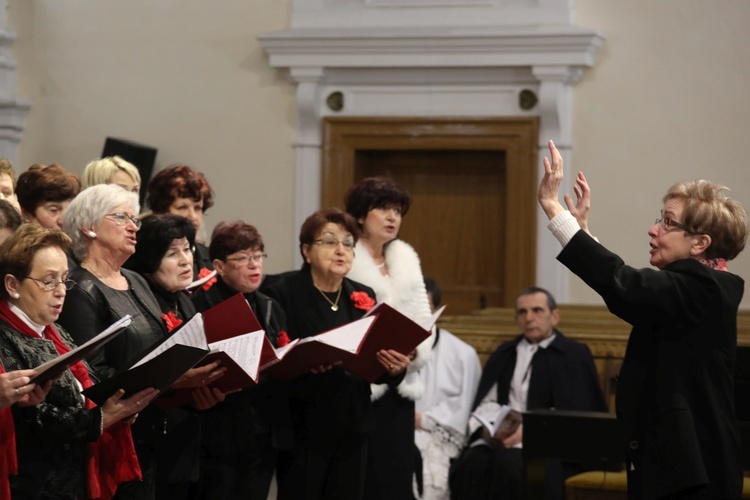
[363,302,385,318]
[273,338,299,358]
[131,313,207,368]
[186,270,217,291]
[209,330,265,379]
[420,304,446,331]
[298,316,376,353]
[31,315,133,377]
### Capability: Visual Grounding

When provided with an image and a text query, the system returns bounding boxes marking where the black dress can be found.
[146,281,203,499]
[190,276,289,500]
[264,268,403,500]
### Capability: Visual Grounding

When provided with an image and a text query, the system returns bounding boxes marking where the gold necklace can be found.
[314,284,342,311]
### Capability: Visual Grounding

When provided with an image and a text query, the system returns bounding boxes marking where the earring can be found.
[12,293,19,299]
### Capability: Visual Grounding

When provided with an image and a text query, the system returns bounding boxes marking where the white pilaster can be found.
[260,2,604,300]
[0,3,30,165]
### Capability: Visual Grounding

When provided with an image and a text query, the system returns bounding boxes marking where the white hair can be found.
[63,184,139,260]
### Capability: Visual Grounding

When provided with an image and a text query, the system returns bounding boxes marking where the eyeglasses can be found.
[225,253,267,265]
[25,277,76,291]
[105,212,141,228]
[655,218,692,233]
[313,238,355,251]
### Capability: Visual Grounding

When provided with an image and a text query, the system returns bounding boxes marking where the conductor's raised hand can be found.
[538,140,566,220]
[565,171,592,235]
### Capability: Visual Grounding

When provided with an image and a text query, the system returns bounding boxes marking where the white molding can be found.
[0,20,30,164]
[291,0,574,27]
[259,14,603,299]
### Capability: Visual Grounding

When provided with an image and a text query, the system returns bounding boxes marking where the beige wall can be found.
[8,1,750,307]
[7,0,298,273]
[570,0,750,305]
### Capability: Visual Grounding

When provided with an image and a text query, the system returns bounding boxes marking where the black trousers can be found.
[449,446,523,500]
[190,434,277,500]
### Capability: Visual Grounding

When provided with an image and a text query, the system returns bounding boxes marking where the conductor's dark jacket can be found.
[558,231,743,499]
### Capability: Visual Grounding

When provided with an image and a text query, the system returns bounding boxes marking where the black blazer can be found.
[192,241,214,280]
[264,268,395,440]
[59,267,201,484]
[558,230,743,499]
[192,276,286,347]
[59,267,166,379]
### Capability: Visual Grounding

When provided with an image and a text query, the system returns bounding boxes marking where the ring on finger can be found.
[14,389,20,396]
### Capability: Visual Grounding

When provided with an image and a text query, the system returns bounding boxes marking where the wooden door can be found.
[322,117,538,313]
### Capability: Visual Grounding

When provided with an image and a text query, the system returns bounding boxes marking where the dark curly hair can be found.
[343,176,411,226]
[146,164,214,214]
[209,221,264,262]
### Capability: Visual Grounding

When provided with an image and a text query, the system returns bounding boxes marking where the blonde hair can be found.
[82,156,141,190]
[664,180,749,261]
[0,159,16,185]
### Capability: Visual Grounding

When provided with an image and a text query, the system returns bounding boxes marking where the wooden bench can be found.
[440,305,750,413]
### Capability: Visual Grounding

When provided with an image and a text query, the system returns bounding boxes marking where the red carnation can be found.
[350,291,375,311]
[198,267,217,291]
[277,330,291,347]
[162,311,183,333]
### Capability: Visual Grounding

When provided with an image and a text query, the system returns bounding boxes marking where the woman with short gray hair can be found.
[63,184,139,264]
[59,184,221,499]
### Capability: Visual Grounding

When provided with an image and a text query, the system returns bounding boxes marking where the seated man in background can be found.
[449,287,607,500]
[414,277,482,500]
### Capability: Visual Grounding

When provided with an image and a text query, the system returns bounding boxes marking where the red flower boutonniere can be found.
[277,330,291,347]
[351,291,375,311]
[162,311,183,333]
[198,267,217,291]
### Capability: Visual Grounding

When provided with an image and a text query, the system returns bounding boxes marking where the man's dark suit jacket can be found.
[559,230,743,499]
[472,331,607,415]
[452,329,606,500]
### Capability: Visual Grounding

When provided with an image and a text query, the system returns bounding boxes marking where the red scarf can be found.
[0,301,141,499]
[701,257,728,271]
[0,362,16,499]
